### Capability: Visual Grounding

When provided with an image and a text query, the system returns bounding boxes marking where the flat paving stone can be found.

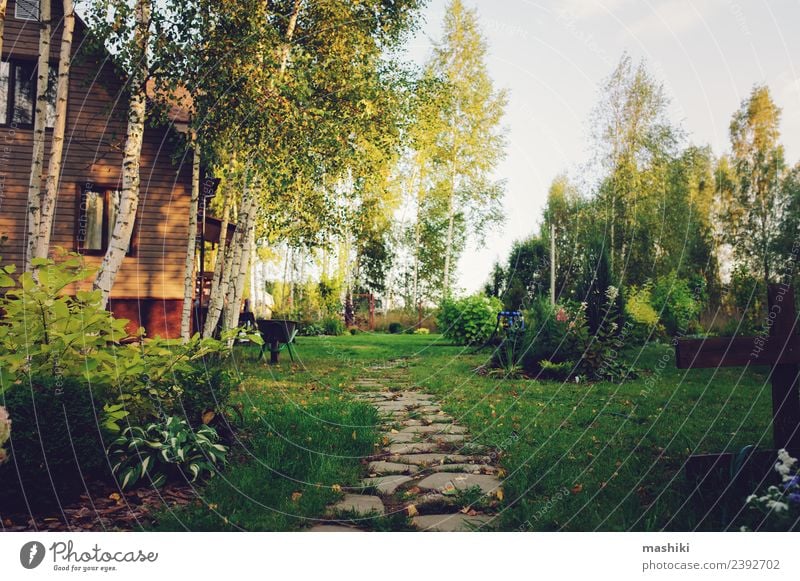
[422,415,454,424]
[401,419,425,426]
[330,494,385,516]
[375,402,411,412]
[361,475,413,495]
[412,513,493,532]
[416,473,502,495]
[425,433,467,444]
[307,524,363,532]
[387,442,445,455]
[430,463,498,474]
[399,424,468,435]
[382,432,416,443]
[393,453,473,466]
[368,460,419,475]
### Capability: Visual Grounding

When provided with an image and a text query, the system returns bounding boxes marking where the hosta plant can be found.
[108,416,228,489]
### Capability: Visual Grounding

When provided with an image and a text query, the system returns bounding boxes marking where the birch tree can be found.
[426,0,507,297]
[24,0,51,272]
[92,0,150,308]
[179,134,200,340]
[34,0,75,261]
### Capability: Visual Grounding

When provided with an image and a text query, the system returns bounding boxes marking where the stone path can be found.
[310,358,503,532]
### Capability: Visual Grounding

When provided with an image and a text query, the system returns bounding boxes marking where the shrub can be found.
[516,297,577,373]
[321,316,345,336]
[413,327,430,335]
[298,322,324,336]
[438,294,502,346]
[108,416,227,489]
[0,254,132,391]
[388,322,404,334]
[0,376,110,509]
[0,406,10,465]
[651,272,703,335]
[174,364,237,427]
[348,326,360,335]
[625,283,663,340]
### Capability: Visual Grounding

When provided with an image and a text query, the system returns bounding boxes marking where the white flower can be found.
[605,286,619,302]
[767,499,790,514]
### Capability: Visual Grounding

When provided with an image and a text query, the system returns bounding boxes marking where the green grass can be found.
[152,332,777,531]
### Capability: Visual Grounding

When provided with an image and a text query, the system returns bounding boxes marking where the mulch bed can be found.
[1,484,196,532]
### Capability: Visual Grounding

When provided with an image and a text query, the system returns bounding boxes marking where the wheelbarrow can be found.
[255,319,299,364]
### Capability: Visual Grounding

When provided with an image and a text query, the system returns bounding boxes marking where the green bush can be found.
[0,376,111,510]
[321,316,345,336]
[108,416,227,489]
[651,272,703,335]
[624,283,663,340]
[438,294,502,346]
[388,322,404,334]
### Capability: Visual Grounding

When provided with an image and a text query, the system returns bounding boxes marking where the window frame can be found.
[0,57,59,129]
[74,184,139,258]
[15,0,40,21]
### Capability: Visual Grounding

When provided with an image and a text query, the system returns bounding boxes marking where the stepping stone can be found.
[412,514,493,532]
[394,453,473,466]
[422,415,454,424]
[399,424,468,435]
[368,460,419,475]
[402,419,424,426]
[425,433,467,444]
[382,432,416,443]
[375,402,410,412]
[307,524,363,532]
[416,473,502,495]
[430,463,498,474]
[330,494,385,516]
[361,475,413,495]
[416,406,441,413]
[387,442,444,455]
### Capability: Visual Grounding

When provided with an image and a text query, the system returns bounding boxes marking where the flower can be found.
[788,493,800,505]
[605,286,619,302]
[556,308,568,322]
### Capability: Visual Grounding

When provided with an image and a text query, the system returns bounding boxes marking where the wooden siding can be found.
[0,0,193,301]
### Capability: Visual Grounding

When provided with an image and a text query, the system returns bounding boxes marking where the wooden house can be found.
[0,0,201,338]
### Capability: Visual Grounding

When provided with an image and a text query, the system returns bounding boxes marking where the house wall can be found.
[0,0,193,337]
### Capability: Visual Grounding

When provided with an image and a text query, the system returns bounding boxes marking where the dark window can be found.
[15,0,39,21]
[0,59,57,128]
[76,186,136,256]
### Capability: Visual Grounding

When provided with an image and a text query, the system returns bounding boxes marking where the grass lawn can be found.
[152,333,776,531]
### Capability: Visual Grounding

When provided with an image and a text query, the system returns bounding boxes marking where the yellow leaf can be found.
[496,488,504,501]
[202,411,216,425]
[352,430,357,440]
[291,492,303,502]
[109,493,121,501]
[331,484,342,493]
[406,504,418,517]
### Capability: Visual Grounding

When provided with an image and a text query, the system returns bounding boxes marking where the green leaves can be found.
[438,294,502,346]
[107,416,228,490]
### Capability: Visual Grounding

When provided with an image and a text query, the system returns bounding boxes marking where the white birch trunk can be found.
[93,0,150,308]
[35,0,74,261]
[221,185,255,331]
[0,1,8,59]
[180,137,201,341]
[201,188,233,338]
[24,0,51,272]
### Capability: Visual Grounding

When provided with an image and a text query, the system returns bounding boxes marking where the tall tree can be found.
[90,0,152,308]
[35,0,76,261]
[24,0,51,272]
[428,0,507,296]
[725,85,787,285]
[591,54,680,285]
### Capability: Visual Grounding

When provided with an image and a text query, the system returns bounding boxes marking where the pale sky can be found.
[402,0,800,293]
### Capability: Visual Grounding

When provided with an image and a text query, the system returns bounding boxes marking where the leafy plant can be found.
[0,253,132,392]
[413,327,430,335]
[388,322,404,334]
[0,406,10,465]
[438,294,502,345]
[651,272,703,335]
[108,416,228,489]
[322,316,346,336]
[742,449,800,531]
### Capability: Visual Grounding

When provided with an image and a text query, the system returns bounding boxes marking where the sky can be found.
[401,0,800,293]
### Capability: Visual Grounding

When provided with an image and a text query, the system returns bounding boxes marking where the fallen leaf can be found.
[202,410,216,425]
[291,492,303,502]
[108,493,121,502]
[571,484,583,494]
[352,431,357,440]
[406,504,418,517]
[331,484,342,493]
[496,488,504,501]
